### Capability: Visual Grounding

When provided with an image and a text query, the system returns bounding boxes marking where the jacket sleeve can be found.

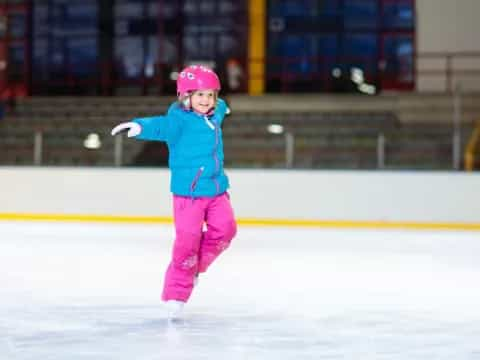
[132,110,183,144]
[215,98,228,116]
[215,98,230,126]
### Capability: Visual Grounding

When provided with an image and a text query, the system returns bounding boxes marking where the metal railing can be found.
[417,51,480,93]
[1,88,477,170]
[1,127,464,170]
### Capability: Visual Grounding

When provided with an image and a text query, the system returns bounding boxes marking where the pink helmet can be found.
[176,65,221,96]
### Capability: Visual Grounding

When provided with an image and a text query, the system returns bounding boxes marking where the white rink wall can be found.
[0,167,479,225]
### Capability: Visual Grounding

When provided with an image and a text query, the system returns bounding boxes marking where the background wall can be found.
[1,167,479,227]
[416,0,480,91]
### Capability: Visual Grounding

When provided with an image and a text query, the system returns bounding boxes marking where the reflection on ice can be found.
[1,222,480,359]
[3,304,480,360]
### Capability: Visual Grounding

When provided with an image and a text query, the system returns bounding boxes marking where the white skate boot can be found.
[165,300,185,321]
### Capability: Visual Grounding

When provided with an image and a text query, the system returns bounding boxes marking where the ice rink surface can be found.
[1,221,480,360]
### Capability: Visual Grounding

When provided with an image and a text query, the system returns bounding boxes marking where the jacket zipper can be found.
[204,116,215,130]
[190,166,204,196]
[211,117,220,194]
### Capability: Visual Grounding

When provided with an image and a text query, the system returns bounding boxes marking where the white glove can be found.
[226,107,231,115]
[111,122,142,137]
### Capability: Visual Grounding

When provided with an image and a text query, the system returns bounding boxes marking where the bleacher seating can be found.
[1,94,478,169]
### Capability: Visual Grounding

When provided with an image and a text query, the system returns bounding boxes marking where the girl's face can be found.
[190,90,216,114]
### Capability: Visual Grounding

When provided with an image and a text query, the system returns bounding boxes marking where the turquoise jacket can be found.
[132,99,230,198]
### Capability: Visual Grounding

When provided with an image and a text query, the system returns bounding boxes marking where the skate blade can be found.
[167,316,185,325]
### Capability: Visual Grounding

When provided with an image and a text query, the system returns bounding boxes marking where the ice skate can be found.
[165,300,185,322]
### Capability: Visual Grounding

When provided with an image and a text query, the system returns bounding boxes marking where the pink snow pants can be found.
[162,192,237,302]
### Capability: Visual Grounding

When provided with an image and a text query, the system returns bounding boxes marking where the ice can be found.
[1,221,480,359]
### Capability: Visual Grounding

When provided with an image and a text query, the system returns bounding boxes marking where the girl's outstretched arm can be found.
[131,116,169,141]
[112,113,183,144]
[111,122,141,137]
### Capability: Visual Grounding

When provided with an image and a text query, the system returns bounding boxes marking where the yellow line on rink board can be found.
[1,213,480,231]
[0,213,171,224]
[239,218,480,231]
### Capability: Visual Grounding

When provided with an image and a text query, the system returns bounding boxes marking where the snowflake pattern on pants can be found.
[217,240,229,252]
[181,255,197,269]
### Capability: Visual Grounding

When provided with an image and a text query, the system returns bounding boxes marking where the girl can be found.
[111,65,237,320]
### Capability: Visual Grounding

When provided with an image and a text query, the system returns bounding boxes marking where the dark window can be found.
[344,0,378,29]
[383,0,414,29]
[8,44,25,82]
[8,13,26,38]
[342,33,378,78]
[267,0,415,92]
[32,0,98,94]
[381,34,414,87]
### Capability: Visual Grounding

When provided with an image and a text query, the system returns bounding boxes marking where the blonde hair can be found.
[178,90,218,111]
